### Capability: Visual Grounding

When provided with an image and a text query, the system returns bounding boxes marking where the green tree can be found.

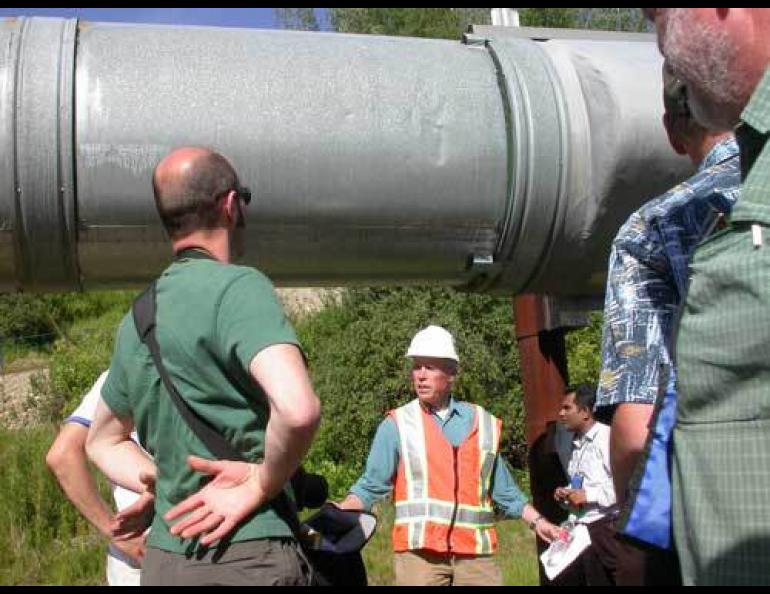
[0,291,135,365]
[566,312,603,386]
[329,8,462,39]
[454,8,492,32]
[274,8,320,31]
[577,8,649,32]
[521,8,647,32]
[520,8,580,29]
[325,8,647,39]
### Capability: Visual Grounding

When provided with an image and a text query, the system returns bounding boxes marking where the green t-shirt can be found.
[102,252,300,554]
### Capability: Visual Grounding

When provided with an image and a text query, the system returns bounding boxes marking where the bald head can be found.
[152,147,239,239]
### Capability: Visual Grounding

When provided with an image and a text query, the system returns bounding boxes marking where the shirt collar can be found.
[422,395,461,419]
[175,247,216,262]
[573,422,600,446]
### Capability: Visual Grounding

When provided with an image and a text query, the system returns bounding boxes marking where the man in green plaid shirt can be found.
[645,8,770,586]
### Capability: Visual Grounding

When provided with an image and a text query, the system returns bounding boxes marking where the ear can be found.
[663,113,688,156]
[222,190,239,226]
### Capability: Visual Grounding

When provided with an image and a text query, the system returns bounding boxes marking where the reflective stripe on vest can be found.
[395,500,496,528]
[394,401,429,549]
[391,400,500,555]
[477,404,498,507]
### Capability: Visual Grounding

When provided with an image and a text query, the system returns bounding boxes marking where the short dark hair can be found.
[564,384,597,415]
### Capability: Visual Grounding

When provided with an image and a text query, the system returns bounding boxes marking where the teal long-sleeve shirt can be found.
[349,398,528,518]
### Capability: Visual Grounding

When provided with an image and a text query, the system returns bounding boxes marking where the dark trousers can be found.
[141,538,310,586]
[615,533,681,586]
[582,517,619,585]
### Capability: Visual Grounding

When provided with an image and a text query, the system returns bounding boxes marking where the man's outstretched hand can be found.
[164,456,269,547]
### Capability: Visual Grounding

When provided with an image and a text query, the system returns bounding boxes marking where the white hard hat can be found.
[405,325,459,363]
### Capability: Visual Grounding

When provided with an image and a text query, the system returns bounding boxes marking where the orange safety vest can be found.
[389,399,502,555]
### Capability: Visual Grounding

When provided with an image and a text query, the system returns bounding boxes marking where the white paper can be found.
[539,524,592,581]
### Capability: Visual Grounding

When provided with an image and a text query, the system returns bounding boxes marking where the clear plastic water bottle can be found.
[559,514,578,543]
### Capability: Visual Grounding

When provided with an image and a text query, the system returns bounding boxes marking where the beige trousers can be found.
[394,549,503,586]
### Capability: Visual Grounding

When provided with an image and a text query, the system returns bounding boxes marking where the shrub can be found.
[31,296,135,423]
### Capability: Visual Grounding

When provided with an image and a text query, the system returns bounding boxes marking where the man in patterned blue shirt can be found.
[594,62,741,586]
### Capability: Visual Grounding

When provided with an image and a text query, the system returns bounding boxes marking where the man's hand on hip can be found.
[164,456,270,546]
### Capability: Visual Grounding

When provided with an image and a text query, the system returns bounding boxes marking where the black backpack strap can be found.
[133,282,240,461]
[131,282,300,534]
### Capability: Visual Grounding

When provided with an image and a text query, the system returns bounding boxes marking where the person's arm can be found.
[339,417,400,511]
[164,343,320,545]
[250,343,321,498]
[47,423,115,536]
[86,398,156,494]
[597,218,675,505]
[555,482,615,510]
[491,456,561,543]
[521,503,561,543]
[338,494,366,510]
[47,422,146,564]
[610,403,654,506]
[555,486,587,509]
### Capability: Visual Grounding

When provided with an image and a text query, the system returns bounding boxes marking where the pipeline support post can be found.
[514,293,571,584]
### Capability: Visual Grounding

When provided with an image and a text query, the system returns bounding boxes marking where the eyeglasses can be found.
[215,185,252,206]
[233,185,251,206]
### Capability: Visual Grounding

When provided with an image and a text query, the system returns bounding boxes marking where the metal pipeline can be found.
[0,18,691,294]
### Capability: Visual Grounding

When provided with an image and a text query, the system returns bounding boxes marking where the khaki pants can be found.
[394,550,503,586]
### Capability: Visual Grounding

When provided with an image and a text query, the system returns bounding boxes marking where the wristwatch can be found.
[528,515,544,531]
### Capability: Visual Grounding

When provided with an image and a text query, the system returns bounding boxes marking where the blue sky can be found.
[0,8,317,30]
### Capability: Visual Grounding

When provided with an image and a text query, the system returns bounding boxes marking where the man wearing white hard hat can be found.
[339,325,561,586]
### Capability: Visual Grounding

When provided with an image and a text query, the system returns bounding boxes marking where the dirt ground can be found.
[276,287,343,320]
[0,368,49,430]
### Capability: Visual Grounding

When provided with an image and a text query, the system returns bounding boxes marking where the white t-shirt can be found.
[66,371,144,567]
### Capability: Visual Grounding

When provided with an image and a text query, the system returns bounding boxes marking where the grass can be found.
[0,425,107,585]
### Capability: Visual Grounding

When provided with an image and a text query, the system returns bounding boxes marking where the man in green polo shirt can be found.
[86,147,321,586]
[645,8,770,586]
